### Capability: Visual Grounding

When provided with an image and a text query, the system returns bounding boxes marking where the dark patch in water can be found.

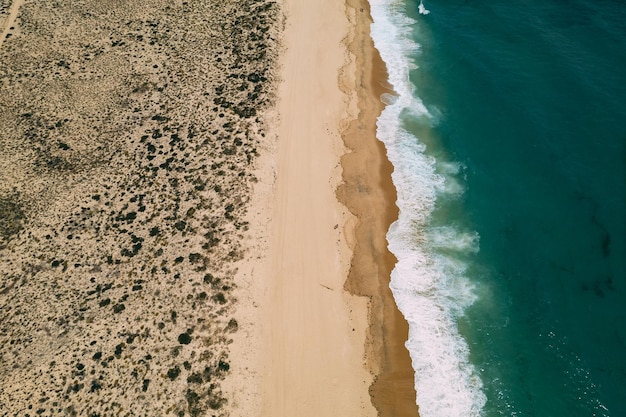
[581,276,617,298]
[601,232,611,257]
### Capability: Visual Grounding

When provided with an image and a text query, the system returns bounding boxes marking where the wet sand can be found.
[339,1,420,416]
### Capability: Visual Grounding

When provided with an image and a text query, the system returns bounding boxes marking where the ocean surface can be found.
[370,0,626,416]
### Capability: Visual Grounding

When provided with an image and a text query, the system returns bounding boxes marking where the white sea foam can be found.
[427,227,479,253]
[437,162,466,195]
[369,1,487,416]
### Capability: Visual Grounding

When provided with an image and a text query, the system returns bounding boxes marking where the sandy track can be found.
[0,0,23,49]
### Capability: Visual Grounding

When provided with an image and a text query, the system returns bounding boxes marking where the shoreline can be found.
[339,1,420,416]
[226,0,419,416]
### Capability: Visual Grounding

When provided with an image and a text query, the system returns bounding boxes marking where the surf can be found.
[369,1,487,415]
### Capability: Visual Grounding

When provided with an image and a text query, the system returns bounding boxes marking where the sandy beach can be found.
[226,0,418,416]
[224,0,376,414]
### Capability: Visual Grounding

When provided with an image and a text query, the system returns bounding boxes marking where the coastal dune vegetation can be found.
[0,0,281,415]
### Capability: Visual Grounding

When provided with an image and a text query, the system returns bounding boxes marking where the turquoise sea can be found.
[370,0,626,416]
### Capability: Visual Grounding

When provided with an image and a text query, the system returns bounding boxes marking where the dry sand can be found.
[224,0,377,415]
[260,0,377,414]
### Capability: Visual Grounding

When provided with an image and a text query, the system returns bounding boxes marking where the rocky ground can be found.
[0,0,280,415]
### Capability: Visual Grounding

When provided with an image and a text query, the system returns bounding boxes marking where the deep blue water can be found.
[371,0,626,416]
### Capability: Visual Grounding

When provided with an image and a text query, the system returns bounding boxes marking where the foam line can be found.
[369,1,487,415]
